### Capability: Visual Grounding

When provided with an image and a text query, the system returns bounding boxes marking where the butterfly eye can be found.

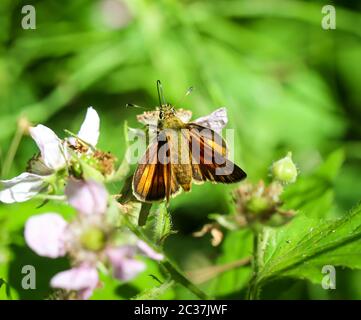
[159,111,164,119]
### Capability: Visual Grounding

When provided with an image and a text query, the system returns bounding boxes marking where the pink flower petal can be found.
[0,172,45,203]
[65,179,108,215]
[137,240,164,261]
[77,107,100,147]
[25,213,67,258]
[107,247,146,281]
[50,266,99,300]
[29,125,67,170]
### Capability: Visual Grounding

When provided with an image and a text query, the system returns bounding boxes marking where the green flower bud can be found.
[246,196,270,214]
[271,152,298,184]
[80,227,106,251]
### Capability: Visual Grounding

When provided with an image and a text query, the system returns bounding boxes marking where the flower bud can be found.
[245,196,270,214]
[271,152,298,184]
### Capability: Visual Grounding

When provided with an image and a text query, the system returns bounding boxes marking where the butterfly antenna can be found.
[157,80,166,107]
[185,86,194,96]
[176,86,194,106]
[125,103,145,109]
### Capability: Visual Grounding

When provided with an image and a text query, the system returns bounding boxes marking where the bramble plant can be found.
[0,0,360,302]
[1,101,360,300]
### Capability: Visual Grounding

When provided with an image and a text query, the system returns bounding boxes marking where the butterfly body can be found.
[158,104,186,130]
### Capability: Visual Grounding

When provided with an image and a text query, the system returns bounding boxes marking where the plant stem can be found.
[33,194,66,201]
[124,216,212,300]
[247,226,261,300]
[161,261,211,300]
[187,256,251,284]
[1,120,25,177]
[108,121,130,182]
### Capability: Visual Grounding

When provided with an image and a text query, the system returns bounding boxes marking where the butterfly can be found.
[132,81,247,203]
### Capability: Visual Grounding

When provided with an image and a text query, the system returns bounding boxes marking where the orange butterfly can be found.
[132,81,246,203]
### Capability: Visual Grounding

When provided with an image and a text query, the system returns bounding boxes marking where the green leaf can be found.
[79,159,105,182]
[0,278,12,300]
[153,204,174,245]
[108,121,131,183]
[207,229,253,298]
[253,203,361,295]
[132,279,174,300]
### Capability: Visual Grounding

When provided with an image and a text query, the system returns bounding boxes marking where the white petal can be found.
[107,247,146,281]
[29,125,67,170]
[77,287,96,300]
[193,107,228,134]
[65,179,108,215]
[77,107,100,147]
[25,213,67,258]
[50,266,99,299]
[0,172,45,203]
[137,240,164,261]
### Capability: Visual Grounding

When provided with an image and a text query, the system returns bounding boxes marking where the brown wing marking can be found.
[187,125,247,183]
[133,135,180,202]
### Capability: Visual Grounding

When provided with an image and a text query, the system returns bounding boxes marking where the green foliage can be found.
[0,0,361,300]
[153,204,174,245]
[253,204,361,297]
[282,149,345,219]
[246,150,361,298]
[132,279,174,300]
[0,278,12,300]
[208,229,253,298]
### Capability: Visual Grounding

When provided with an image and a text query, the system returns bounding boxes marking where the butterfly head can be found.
[156,81,186,129]
[158,103,184,129]
[159,103,175,119]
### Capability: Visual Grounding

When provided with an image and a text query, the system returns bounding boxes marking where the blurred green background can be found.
[0,0,361,299]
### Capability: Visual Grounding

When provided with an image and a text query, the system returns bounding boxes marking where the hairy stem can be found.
[124,215,211,300]
[247,226,261,300]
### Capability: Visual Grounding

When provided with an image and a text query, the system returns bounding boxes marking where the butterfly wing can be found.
[132,133,179,202]
[186,124,247,183]
[133,118,246,202]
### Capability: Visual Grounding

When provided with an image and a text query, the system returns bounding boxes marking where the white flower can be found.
[50,265,99,300]
[76,107,100,147]
[25,213,67,258]
[24,179,163,299]
[65,178,107,215]
[0,107,100,204]
[29,125,68,171]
